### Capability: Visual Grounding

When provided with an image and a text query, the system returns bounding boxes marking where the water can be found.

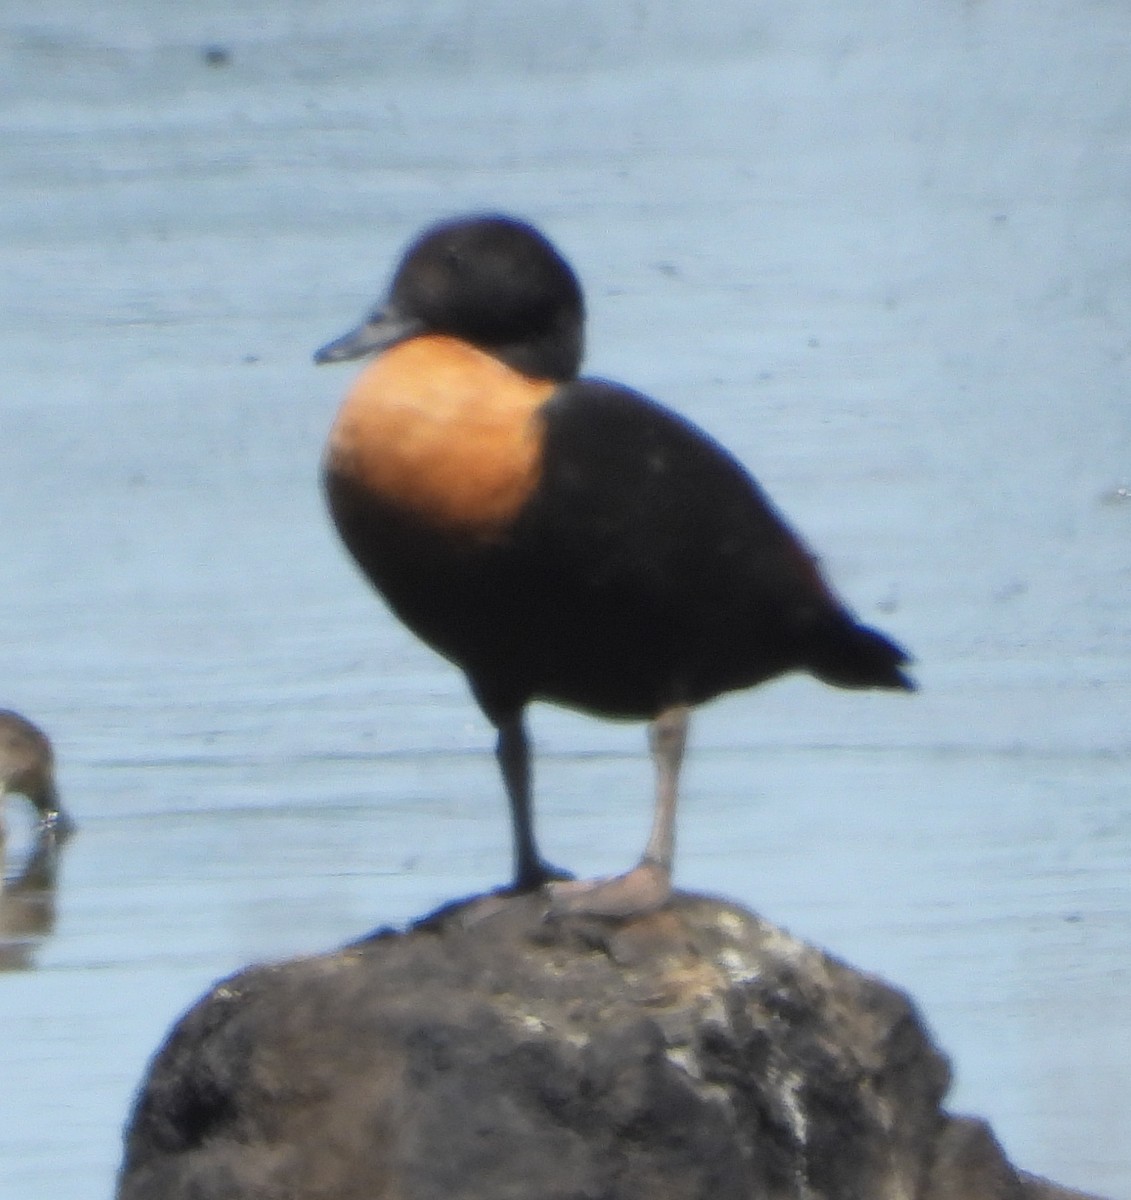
[1,3,1128,1197]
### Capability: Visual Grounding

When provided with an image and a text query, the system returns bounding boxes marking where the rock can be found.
[115,891,1107,1200]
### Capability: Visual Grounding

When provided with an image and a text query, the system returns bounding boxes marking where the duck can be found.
[315,213,914,916]
[0,710,73,842]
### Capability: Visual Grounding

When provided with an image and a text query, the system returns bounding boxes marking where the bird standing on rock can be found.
[315,214,914,917]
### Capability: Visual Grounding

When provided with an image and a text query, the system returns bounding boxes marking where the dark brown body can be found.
[325,374,909,725]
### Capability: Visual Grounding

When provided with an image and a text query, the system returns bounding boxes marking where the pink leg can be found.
[549,705,689,918]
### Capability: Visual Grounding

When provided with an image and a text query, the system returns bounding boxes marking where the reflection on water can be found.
[0,826,72,973]
[1,708,75,971]
[0,3,1128,1200]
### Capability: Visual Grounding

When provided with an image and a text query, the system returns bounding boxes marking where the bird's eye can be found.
[445,250,462,273]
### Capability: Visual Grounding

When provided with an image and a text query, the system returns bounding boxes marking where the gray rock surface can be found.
[116,892,1107,1200]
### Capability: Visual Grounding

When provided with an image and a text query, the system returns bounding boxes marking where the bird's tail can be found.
[804,611,916,692]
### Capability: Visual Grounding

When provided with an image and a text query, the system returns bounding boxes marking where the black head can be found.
[314,214,585,381]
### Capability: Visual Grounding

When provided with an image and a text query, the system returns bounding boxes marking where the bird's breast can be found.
[325,335,557,538]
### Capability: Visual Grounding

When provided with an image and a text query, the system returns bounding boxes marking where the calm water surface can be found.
[1,4,1128,1198]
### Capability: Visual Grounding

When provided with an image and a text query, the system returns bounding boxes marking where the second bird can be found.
[315,214,914,917]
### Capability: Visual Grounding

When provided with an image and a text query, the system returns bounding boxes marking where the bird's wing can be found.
[516,378,834,625]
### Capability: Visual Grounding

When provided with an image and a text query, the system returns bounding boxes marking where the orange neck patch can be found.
[325,335,556,538]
